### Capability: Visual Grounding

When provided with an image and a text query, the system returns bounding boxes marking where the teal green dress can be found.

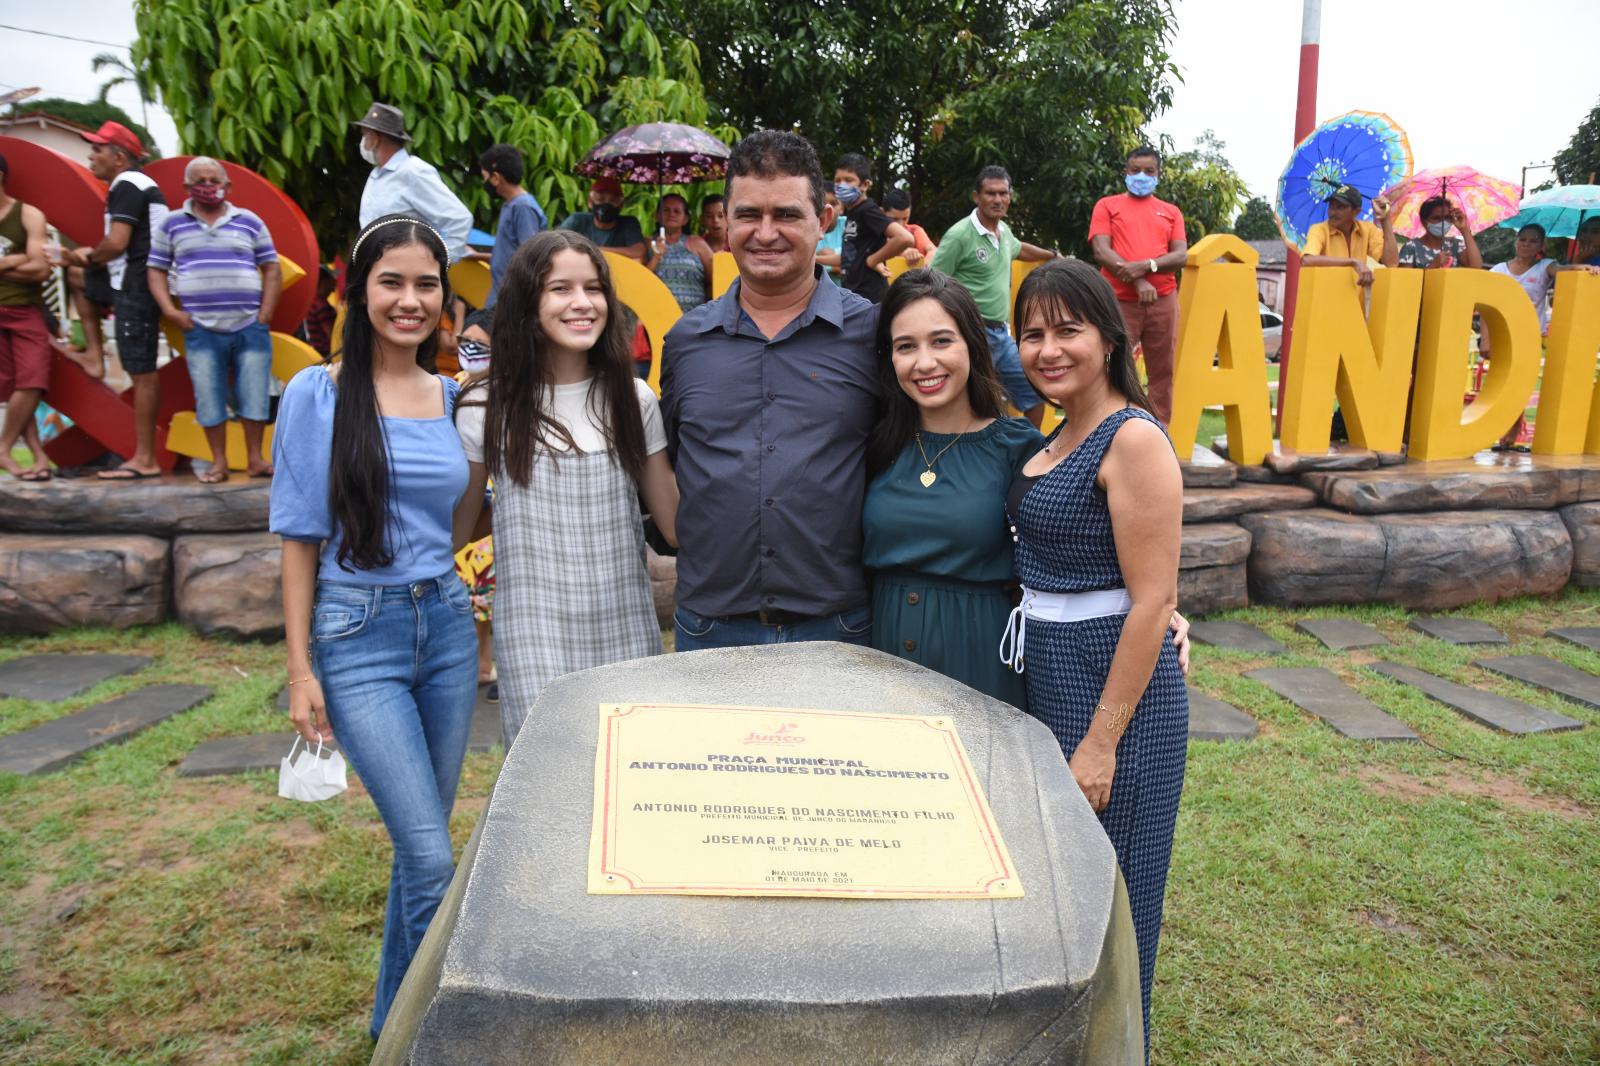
[863,417,1046,708]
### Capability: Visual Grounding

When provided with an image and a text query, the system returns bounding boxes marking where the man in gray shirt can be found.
[661,131,881,650]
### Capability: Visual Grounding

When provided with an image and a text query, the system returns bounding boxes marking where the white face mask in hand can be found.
[278,736,349,802]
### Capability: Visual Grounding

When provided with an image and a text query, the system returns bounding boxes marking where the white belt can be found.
[999,586,1133,674]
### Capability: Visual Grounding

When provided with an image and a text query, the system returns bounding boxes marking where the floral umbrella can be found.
[1497,184,1600,239]
[575,123,732,185]
[1274,110,1413,250]
[1382,166,1522,238]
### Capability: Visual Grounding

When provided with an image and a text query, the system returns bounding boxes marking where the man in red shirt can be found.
[1088,146,1188,423]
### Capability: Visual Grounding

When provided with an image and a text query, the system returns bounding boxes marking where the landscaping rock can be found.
[172,533,283,641]
[1190,620,1286,654]
[1177,524,1250,615]
[1558,502,1600,587]
[1475,655,1600,711]
[1261,443,1380,475]
[1180,444,1237,488]
[1408,617,1508,645]
[1183,484,1317,523]
[0,475,270,534]
[376,643,1144,1065]
[0,684,212,774]
[1367,662,1582,735]
[1294,618,1389,651]
[0,653,149,701]
[1245,667,1418,741]
[1187,688,1257,741]
[1302,462,1578,514]
[1243,509,1571,610]
[0,534,169,632]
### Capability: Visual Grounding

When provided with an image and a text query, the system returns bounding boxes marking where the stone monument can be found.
[374,643,1141,1064]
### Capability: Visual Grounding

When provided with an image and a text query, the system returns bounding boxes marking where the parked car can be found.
[1260,305,1283,361]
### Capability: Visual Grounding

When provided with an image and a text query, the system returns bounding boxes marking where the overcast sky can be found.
[4,1,1598,212]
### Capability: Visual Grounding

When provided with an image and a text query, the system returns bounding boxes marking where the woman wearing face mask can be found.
[646,192,714,311]
[1398,195,1484,269]
[270,215,480,1041]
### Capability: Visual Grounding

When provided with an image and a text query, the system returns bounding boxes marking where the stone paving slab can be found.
[0,654,151,702]
[1295,618,1390,651]
[1409,617,1509,645]
[179,687,504,777]
[0,685,213,775]
[1245,667,1419,741]
[1187,688,1257,741]
[1367,662,1583,735]
[1546,627,1600,654]
[1191,620,1287,654]
[1474,656,1600,711]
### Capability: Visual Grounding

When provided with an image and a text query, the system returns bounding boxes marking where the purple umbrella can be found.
[575,123,732,185]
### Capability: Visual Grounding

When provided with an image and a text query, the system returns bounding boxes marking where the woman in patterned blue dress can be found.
[1001,258,1187,1059]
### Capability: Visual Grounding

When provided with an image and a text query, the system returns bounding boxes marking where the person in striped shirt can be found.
[148,157,281,481]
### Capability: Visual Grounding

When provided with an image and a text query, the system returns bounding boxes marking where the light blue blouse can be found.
[269,366,467,585]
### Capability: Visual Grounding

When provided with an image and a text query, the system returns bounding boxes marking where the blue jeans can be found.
[310,573,478,1040]
[184,320,273,426]
[673,603,873,652]
[984,321,1043,414]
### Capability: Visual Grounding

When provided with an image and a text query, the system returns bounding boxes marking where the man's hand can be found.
[1371,196,1392,224]
[903,246,926,266]
[166,308,196,332]
[1351,259,1375,286]
[1134,277,1158,305]
[874,260,893,279]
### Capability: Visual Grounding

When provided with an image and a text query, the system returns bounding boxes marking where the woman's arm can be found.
[453,461,488,550]
[637,450,680,547]
[1067,418,1183,811]
[281,539,331,743]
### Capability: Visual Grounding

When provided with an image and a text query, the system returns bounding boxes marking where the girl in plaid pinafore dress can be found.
[454,231,680,747]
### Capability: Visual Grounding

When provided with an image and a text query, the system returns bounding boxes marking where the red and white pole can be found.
[1276,0,1320,434]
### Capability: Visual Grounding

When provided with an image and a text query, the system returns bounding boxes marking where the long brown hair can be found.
[867,269,1008,475]
[475,230,648,487]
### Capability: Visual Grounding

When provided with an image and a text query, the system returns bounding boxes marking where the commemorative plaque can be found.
[588,702,1023,899]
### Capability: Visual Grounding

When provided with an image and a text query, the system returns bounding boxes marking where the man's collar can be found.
[699,265,844,335]
[182,200,239,223]
[968,209,1002,242]
[378,149,410,174]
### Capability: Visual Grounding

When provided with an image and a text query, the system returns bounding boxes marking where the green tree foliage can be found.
[8,99,160,159]
[670,0,1242,252]
[1232,196,1280,242]
[1152,130,1249,242]
[132,0,734,248]
[1554,97,1600,186]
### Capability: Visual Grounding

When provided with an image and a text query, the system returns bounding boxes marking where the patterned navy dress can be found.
[1007,405,1188,1057]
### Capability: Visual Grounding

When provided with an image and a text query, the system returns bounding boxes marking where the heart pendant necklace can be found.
[914,429,967,488]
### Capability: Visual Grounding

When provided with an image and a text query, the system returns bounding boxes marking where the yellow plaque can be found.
[587,703,1023,899]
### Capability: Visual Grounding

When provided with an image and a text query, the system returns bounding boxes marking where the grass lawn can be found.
[2,597,1599,1064]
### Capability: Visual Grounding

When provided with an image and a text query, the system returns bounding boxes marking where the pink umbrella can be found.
[1383,165,1522,238]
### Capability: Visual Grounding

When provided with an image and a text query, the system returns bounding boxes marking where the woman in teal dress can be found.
[863,269,1044,707]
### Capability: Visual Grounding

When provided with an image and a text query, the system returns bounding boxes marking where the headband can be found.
[351,217,445,265]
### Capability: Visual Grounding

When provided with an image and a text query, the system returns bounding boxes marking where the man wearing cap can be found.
[353,102,472,263]
[58,121,169,479]
[0,151,56,481]
[558,177,646,261]
[1302,185,1398,285]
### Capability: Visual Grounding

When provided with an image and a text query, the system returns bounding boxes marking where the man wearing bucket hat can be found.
[353,102,472,263]
[56,121,170,479]
[1302,184,1398,286]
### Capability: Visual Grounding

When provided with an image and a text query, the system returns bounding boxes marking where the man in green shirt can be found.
[929,166,1057,426]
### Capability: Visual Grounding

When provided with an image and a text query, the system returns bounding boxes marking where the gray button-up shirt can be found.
[662,270,881,618]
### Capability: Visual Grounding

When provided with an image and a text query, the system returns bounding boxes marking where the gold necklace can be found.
[914,429,967,487]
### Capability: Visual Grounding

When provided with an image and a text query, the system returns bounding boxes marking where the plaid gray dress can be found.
[490,448,662,746]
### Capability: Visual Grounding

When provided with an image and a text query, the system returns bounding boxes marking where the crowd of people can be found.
[3,97,1599,1058]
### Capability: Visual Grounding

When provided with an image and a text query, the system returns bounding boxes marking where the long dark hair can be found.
[1013,258,1151,414]
[477,230,647,487]
[866,269,1008,475]
[329,214,451,572]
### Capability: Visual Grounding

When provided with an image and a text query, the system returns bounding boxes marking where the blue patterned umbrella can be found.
[1274,110,1413,250]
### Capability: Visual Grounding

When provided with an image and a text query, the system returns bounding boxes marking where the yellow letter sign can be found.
[1531,270,1600,455]
[1409,269,1541,461]
[1168,234,1274,465]
[1279,267,1423,454]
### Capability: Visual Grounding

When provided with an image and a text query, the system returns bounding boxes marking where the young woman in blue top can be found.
[269,214,479,1042]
